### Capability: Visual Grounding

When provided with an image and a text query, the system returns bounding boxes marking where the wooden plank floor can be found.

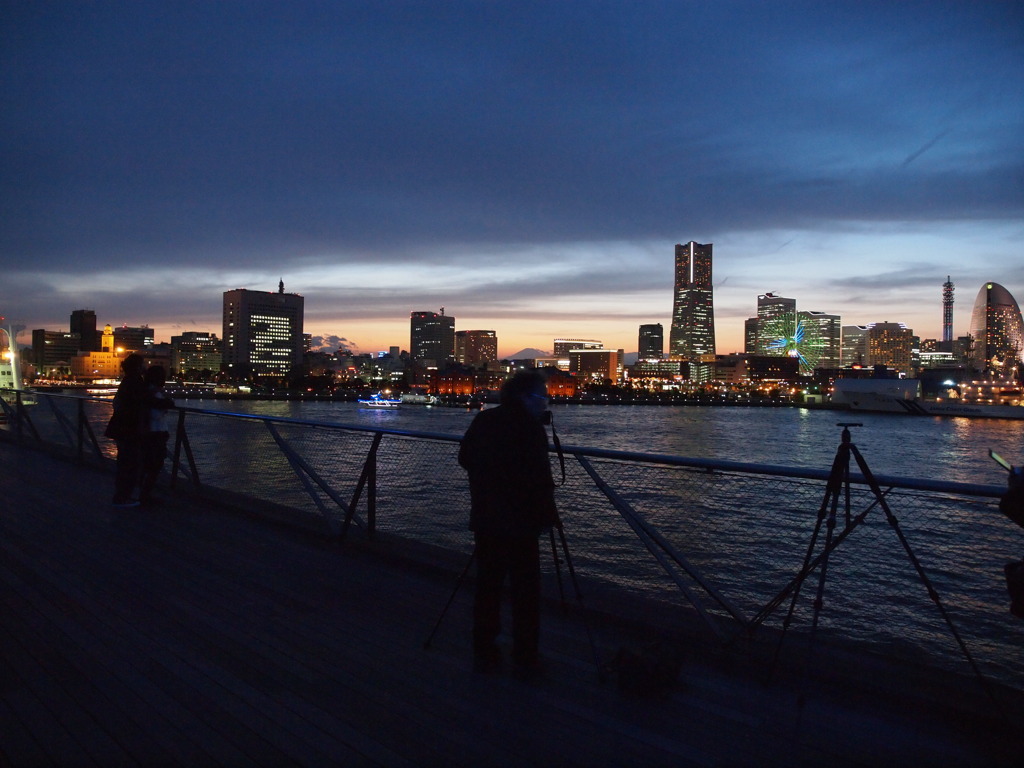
[1,438,1021,767]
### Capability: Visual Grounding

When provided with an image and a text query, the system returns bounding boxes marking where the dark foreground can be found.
[1,439,1020,767]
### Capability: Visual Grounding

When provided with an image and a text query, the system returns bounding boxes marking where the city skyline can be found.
[2,2,1021,357]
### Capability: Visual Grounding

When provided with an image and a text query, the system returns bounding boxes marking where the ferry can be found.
[831,377,1024,420]
[357,392,402,409]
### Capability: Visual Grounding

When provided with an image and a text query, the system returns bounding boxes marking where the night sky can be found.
[2,1,1022,356]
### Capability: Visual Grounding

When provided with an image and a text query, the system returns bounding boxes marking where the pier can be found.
[2,436,1022,766]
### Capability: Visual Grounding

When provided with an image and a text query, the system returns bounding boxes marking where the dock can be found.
[1,438,1021,766]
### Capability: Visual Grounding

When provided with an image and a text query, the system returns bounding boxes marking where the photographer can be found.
[1000,465,1024,618]
[458,370,558,677]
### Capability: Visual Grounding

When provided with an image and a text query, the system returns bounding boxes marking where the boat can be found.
[357,392,402,409]
[831,377,1024,420]
[400,389,439,405]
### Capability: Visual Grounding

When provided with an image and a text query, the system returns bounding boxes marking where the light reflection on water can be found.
[191,400,1023,485]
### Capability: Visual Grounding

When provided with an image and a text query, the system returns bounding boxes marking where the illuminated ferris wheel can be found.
[761,314,825,374]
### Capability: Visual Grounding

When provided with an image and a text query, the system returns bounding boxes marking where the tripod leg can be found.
[549,527,568,613]
[769,443,848,680]
[423,547,476,649]
[555,523,606,681]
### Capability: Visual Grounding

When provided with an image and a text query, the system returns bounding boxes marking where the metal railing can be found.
[2,388,1021,694]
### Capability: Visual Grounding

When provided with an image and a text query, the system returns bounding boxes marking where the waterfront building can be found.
[410,309,455,366]
[637,324,663,360]
[171,331,223,377]
[553,339,603,357]
[70,324,124,381]
[755,293,797,355]
[113,324,155,352]
[867,322,914,376]
[569,348,624,384]
[628,359,685,386]
[800,310,842,369]
[968,282,1024,378]
[222,282,305,379]
[841,325,869,367]
[743,318,759,354]
[70,309,99,352]
[31,329,81,376]
[454,330,497,367]
[669,241,715,360]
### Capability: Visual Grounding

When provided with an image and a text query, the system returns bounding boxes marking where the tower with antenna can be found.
[942,275,954,344]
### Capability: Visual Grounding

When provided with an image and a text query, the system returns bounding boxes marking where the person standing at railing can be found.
[458,369,559,679]
[999,464,1024,618]
[138,364,174,506]
[104,354,148,508]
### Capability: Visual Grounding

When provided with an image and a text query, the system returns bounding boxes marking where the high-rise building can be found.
[942,276,955,347]
[637,324,663,360]
[756,293,797,355]
[454,330,498,367]
[113,324,155,352]
[70,309,99,352]
[171,331,223,376]
[569,348,624,383]
[31,329,81,373]
[841,325,869,367]
[410,309,455,364]
[668,242,715,360]
[969,282,1024,377]
[553,339,603,357]
[867,322,914,375]
[800,311,842,369]
[222,282,305,379]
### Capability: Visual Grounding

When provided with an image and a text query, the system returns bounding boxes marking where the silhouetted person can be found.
[104,354,147,507]
[139,365,174,506]
[1000,464,1024,618]
[458,369,558,676]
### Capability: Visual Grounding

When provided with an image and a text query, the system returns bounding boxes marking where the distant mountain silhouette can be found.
[504,348,550,360]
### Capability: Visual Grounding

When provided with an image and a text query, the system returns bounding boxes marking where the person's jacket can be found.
[459,401,558,538]
[104,374,148,440]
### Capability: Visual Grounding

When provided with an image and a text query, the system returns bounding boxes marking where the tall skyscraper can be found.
[969,282,1024,377]
[410,309,455,364]
[755,293,797,355]
[222,282,305,378]
[637,324,663,360]
[668,242,715,360]
[867,322,914,375]
[841,325,869,367]
[800,311,842,369]
[70,309,99,352]
[454,330,498,367]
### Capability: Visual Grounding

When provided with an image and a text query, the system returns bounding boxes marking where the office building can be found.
[668,241,715,360]
[31,330,81,374]
[553,339,603,357]
[867,322,914,376]
[171,332,223,376]
[968,282,1024,377]
[756,293,797,355]
[800,311,842,369]
[637,324,663,360]
[570,348,624,384]
[222,282,305,379]
[410,309,455,365]
[841,325,869,367]
[454,330,498,367]
[113,324,155,352]
[70,309,99,352]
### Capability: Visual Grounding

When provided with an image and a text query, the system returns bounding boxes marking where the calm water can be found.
[189,399,1023,487]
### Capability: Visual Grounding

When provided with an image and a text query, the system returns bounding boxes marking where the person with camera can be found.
[1000,464,1024,618]
[458,369,559,677]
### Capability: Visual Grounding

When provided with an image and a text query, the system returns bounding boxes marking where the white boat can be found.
[831,378,1024,420]
[358,392,402,408]
[400,392,438,405]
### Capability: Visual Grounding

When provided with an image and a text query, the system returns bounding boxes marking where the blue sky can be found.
[2,0,1021,357]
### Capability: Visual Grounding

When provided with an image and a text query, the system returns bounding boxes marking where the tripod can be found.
[423,520,604,679]
[760,423,991,701]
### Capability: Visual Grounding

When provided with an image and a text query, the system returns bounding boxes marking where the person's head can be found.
[144,365,166,387]
[120,354,145,378]
[500,369,549,420]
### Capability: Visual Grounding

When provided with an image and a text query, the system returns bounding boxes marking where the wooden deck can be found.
[1,438,1021,767]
